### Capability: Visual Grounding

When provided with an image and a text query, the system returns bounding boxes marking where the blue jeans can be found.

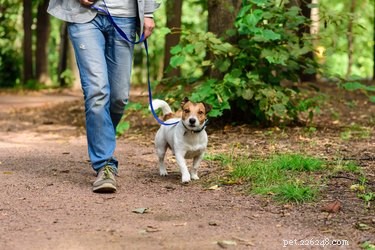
[68,14,136,173]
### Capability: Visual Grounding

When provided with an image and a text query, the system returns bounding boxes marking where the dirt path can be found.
[0,89,373,250]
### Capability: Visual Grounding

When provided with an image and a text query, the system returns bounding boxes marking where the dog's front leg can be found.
[191,154,204,180]
[175,153,191,183]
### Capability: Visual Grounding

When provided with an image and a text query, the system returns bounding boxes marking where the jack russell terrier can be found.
[152,97,212,183]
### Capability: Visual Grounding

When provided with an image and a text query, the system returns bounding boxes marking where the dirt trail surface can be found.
[0,88,374,250]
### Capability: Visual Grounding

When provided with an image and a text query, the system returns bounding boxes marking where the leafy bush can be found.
[0,0,22,87]
[163,0,321,124]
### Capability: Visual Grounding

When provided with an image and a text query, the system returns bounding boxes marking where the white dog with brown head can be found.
[152,97,212,183]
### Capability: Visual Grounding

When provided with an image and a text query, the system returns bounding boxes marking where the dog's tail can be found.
[150,99,173,120]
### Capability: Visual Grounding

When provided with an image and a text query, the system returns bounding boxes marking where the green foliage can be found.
[361,241,375,250]
[165,0,320,124]
[60,69,76,87]
[319,0,374,78]
[116,121,130,137]
[340,81,375,103]
[116,102,145,137]
[0,0,23,87]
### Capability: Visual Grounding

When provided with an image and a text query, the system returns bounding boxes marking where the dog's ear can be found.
[203,102,212,113]
[181,97,189,107]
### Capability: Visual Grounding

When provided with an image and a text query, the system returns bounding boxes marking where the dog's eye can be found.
[198,111,204,115]
[184,109,190,114]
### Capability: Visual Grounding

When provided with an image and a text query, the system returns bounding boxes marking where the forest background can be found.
[0,0,374,125]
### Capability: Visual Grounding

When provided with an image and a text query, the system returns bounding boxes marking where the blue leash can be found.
[92,2,178,126]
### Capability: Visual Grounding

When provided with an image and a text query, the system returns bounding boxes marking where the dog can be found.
[151,97,212,183]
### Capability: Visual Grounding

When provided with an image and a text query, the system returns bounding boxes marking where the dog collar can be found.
[182,119,208,135]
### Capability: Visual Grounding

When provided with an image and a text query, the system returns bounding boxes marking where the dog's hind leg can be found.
[190,155,204,180]
[156,146,168,176]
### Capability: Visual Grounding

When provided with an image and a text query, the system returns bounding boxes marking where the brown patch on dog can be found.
[181,97,211,123]
[162,113,174,121]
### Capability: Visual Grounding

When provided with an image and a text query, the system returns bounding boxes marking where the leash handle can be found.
[91,4,145,44]
[92,1,178,126]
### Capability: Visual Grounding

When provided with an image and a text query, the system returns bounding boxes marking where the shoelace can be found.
[103,166,113,179]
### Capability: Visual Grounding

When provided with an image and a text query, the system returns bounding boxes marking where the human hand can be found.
[144,17,155,39]
[80,0,95,6]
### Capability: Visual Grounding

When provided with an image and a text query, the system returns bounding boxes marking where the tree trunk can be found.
[347,0,356,78]
[58,22,69,87]
[23,0,33,84]
[207,0,241,41]
[36,0,51,85]
[207,0,241,78]
[162,0,183,78]
[287,0,316,82]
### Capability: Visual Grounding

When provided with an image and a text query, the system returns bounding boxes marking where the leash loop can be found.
[91,1,178,126]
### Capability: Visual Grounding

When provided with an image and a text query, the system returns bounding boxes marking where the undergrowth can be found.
[207,153,344,203]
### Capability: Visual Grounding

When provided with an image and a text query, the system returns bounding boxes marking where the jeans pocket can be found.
[112,17,137,43]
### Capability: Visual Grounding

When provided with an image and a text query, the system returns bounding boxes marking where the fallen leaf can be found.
[132,207,148,214]
[356,223,371,231]
[350,184,365,192]
[232,236,254,246]
[320,200,342,213]
[3,171,13,175]
[217,240,237,248]
[208,185,221,190]
[173,222,187,227]
[145,225,161,233]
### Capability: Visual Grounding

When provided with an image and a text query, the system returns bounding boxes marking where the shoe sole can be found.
[93,183,117,193]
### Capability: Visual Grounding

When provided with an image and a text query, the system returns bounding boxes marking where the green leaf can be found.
[201,60,212,66]
[217,59,231,72]
[194,42,206,54]
[272,103,287,116]
[242,89,254,100]
[170,55,185,68]
[184,44,195,54]
[251,0,268,6]
[170,45,182,55]
[158,27,171,36]
[262,29,281,41]
[369,96,375,103]
[246,9,263,28]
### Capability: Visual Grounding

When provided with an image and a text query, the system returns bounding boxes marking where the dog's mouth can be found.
[182,120,200,130]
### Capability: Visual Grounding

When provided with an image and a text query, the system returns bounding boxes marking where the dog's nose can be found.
[189,118,196,124]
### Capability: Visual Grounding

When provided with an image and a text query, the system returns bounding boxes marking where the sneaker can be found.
[93,165,117,193]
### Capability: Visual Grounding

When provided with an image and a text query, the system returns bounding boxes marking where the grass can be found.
[207,149,370,204]
[211,153,325,203]
[340,124,371,140]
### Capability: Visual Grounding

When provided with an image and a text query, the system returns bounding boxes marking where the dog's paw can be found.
[159,169,168,176]
[181,174,191,183]
[191,173,199,180]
